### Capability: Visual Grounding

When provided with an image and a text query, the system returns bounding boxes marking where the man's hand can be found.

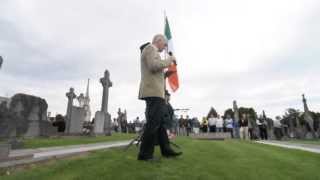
[165,70,175,78]
[169,56,177,65]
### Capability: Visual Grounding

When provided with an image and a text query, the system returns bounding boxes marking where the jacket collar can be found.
[151,44,159,52]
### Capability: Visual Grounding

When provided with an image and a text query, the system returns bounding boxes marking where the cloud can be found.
[0,0,320,121]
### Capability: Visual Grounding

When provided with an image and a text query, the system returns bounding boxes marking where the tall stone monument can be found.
[233,100,240,138]
[94,70,112,135]
[65,88,77,133]
[77,79,91,122]
[302,94,316,138]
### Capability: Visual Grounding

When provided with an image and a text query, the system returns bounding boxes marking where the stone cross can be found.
[66,87,77,132]
[302,94,315,137]
[302,94,310,112]
[100,70,112,113]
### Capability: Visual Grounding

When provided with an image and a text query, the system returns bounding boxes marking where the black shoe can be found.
[163,151,183,158]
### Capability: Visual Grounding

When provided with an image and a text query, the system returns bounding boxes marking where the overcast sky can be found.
[1,0,320,120]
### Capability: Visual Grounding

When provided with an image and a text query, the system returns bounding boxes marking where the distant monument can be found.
[117,108,128,133]
[64,79,93,135]
[302,94,316,138]
[65,87,77,134]
[93,70,112,135]
[233,100,240,138]
[77,79,91,122]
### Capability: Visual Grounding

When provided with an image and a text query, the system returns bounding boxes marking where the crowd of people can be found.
[111,112,272,141]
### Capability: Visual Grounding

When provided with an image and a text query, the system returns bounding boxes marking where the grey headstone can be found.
[68,107,86,134]
[93,111,105,135]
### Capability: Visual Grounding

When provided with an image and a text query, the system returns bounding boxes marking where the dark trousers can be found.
[249,128,254,140]
[138,97,171,159]
[259,126,268,140]
[227,128,234,138]
[202,126,208,132]
[187,127,192,136]
[209,125,216,132]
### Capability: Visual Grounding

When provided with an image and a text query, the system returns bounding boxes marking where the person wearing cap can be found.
[137,34,182,161]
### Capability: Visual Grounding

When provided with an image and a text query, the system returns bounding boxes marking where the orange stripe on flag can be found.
[167,64,179,92]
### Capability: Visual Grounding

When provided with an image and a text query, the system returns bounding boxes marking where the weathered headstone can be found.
[69,106,86,134]
[0,94,57,138]
[94,70,112,135]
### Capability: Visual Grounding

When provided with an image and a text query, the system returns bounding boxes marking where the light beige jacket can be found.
[138,44,173,100]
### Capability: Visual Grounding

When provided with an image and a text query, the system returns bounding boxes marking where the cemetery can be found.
[1,1,320,180]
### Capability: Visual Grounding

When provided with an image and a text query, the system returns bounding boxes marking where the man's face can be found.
[156,38,167,52]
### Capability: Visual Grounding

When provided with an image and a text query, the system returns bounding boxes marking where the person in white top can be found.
[208,114,217,132]
[216,115,224,132]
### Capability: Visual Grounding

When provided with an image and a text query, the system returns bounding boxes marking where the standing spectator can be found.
[216,115,224,132]
[239,114,249,140]
[186,115,192,136]
[248,116,254,140]
[225,115,234,138]
[208,114,216,132]
[257,118,268,140]
[201,117,208,133]
[178,115,185,136]
[192,118,201,134]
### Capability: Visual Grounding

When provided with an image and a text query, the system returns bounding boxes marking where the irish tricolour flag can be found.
[164,15,179,92]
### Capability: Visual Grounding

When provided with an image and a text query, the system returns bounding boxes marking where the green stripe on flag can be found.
[165,17,172,40]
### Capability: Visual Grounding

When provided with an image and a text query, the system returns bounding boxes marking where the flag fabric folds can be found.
[164,16,179,92]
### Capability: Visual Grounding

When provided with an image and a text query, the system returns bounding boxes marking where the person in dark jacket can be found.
[239,114,249,140]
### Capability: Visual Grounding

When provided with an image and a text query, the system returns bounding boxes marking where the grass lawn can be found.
[21,133,137,149]
[1,137,320,180]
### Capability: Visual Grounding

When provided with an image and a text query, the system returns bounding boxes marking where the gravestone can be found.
[65,88,77,133]
[0,101,14,138]
[68,107,86,134]
[94,70,112,135]
[3,94,58,138]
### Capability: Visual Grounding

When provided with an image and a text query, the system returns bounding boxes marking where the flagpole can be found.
[164,10,168,59]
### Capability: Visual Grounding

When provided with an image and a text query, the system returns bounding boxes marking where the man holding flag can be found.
[137,34,182,161]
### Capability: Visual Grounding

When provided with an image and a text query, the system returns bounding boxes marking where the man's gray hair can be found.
[152,34,167,44]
